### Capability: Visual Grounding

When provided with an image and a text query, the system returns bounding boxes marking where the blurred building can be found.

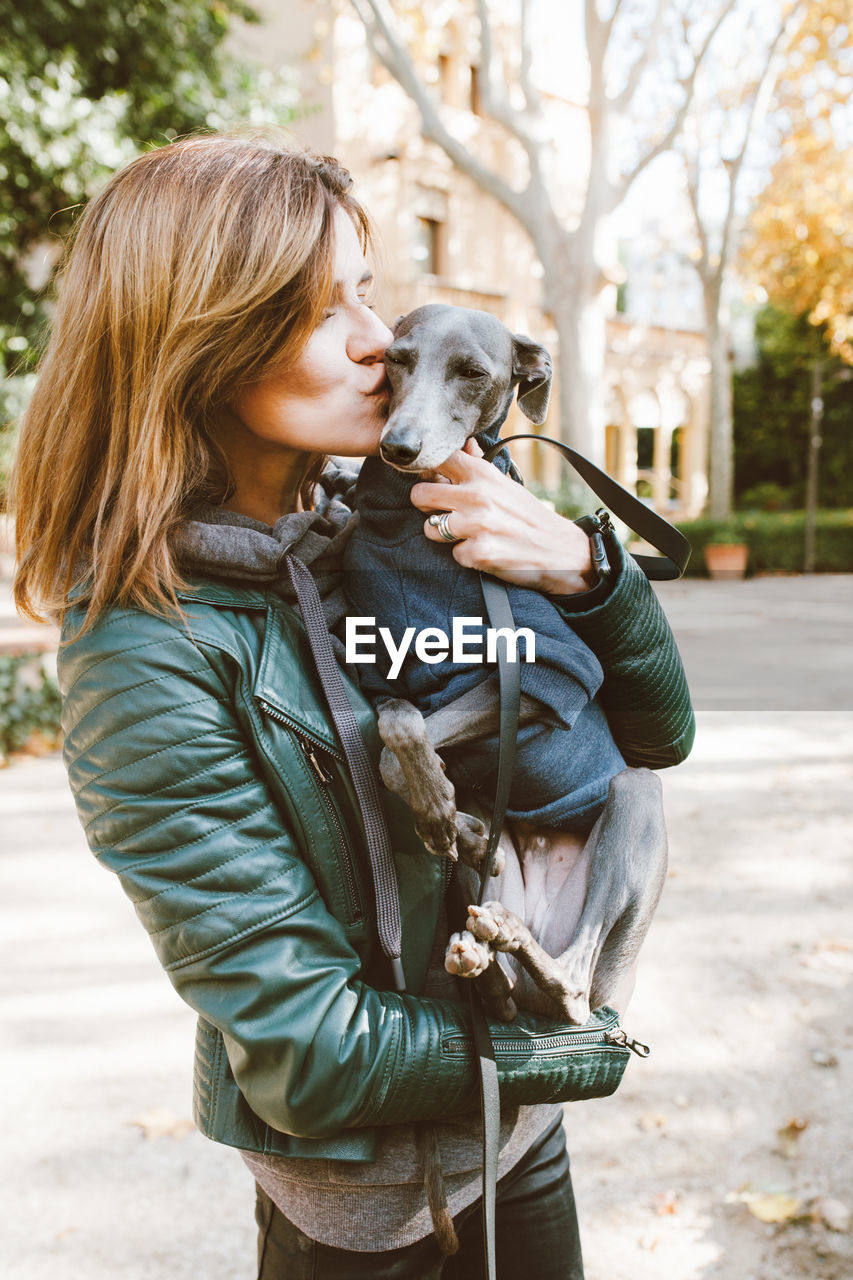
[233,1,710,517]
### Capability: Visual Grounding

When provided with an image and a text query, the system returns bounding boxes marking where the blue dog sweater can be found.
[342,427,625,829]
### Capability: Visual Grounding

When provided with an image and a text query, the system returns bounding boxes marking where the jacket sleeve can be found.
[551,532,695,768]
[59,608,618,1139]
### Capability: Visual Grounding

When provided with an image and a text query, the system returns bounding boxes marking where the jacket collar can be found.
[175,578,268,610]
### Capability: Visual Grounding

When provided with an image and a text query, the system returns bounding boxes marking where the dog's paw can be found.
[415,811,459,861]
[452,811,487,870]
[466,901,525,952]
[445,930,494,978]
[455,812,505,876]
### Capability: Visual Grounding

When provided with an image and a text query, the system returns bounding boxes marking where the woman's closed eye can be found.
[320,296,375,323]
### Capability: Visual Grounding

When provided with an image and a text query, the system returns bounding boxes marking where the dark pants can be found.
[255,1114,584,1279]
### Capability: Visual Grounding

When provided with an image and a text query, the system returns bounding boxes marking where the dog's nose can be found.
[380,437,422,467]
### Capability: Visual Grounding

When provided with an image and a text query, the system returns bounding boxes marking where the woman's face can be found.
[229,208,394,458]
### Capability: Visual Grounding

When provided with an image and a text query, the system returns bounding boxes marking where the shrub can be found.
[0,652,62,764]
[733,308,853,511]
[736,481,797,513]
[674,510,853,576]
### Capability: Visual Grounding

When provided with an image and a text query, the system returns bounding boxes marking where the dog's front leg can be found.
[444,857,519,1021]
[419,684,545,874]
[464,770,668,1023]
[377,699,491,867]
[464,900,590,1022]
[377,699,460,859]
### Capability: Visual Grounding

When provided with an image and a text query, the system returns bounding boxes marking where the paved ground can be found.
[654,575,853,712]
[2,575,852,1278]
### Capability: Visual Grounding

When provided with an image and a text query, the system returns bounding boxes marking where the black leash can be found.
[470,433,690,1279]
[469,575,522,1279]
[481,432,691,580]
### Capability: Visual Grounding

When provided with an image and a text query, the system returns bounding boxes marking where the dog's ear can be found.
[512,334,552,425]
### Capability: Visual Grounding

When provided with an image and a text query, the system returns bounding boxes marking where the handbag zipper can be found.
[257,698,364,919]
[603,1027,651,1057]
[442,1010,649,1057]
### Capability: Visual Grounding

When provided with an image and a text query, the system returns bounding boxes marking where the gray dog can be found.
[343,304,668,1026]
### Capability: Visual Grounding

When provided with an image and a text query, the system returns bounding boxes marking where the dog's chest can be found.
[516,829,587,937]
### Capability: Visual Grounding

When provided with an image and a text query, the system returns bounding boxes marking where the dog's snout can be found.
[381,436,422,468]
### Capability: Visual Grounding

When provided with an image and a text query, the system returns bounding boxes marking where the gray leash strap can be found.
[285,554,405,992]
[470,572,522,1280]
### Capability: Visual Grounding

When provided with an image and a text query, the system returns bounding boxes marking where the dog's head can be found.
[378,304,552,471]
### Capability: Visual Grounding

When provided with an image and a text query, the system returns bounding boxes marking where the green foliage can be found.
[0,651,62,762]
[0,424,15,509]
[703,520,748,547]
[528,481,588,522]
[675,510,853,576]
[736,480,796,512]
[0,0,298,372]
[733,307,853,510]
[0,375,34,507]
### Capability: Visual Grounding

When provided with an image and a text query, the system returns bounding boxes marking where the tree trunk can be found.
[704,291,735,520]
[803,360,824,573]
[542,226,608,478]
[550,291,607,461]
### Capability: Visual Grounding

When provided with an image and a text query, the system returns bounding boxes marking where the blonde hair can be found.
[12,128,373,631]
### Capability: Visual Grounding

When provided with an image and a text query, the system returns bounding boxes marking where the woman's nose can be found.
[350,307,394,364]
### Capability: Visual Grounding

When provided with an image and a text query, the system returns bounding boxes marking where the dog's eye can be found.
[460,367,487,380]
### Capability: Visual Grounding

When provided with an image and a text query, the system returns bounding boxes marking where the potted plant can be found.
[703,524,749,579]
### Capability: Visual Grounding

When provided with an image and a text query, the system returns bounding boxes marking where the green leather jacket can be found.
[58,534,694,1162]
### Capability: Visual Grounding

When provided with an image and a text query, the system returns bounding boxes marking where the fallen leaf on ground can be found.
[638,1112,667,1133]
[131,1107,195,1140]
[801,946,853,974]
[652,1190,680,1216]
[811,1197,851,1233]
[777,1116,808,1158]
[810,1048,839,1068]
[745,1193,803,1224]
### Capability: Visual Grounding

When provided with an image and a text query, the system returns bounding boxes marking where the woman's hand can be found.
[409,438,596,596]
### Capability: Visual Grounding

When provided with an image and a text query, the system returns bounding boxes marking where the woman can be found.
[13,129,694,1278]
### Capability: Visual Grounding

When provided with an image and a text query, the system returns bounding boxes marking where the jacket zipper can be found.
[297,737,363,918]
[257,698,345,763]
[257,698,364,920]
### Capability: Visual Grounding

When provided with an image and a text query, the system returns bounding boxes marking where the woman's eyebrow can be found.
[330,271,374,301]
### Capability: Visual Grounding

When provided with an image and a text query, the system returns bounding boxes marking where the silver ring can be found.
[429,511,460,542]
